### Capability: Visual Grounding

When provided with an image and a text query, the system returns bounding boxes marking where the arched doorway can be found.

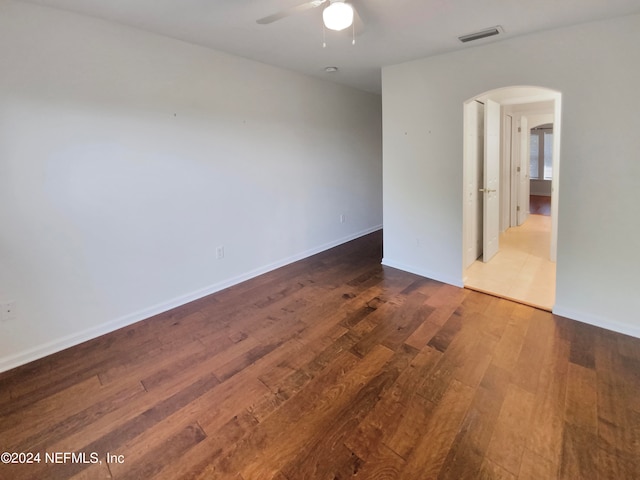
[462,86,562,310]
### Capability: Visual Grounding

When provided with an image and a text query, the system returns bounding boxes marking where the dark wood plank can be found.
[12,381,146,454]
[565,362,597,432]
[569,322,597,369]
[559,422,598,479]
[399,379,475,478]
[526,320,570,470]
[111,422,207,480]
[485,383,536,475]
[437,365,510,479]
[278,344,416,479]
[518,448,558,480]
[530,194,551,215]
[343,345,441,462]
[478,458,517,480]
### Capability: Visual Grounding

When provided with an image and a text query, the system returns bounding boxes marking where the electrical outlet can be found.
[1,301,16,321]
[339,214,346,224]
[216,246,225,260]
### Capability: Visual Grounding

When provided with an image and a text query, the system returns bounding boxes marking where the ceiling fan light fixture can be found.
[323,1,354,31]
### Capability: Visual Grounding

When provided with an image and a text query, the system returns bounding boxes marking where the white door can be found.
[463,101,485,268]
[518,116,530,225]
[482,99,500,262]
[501,114,513,232]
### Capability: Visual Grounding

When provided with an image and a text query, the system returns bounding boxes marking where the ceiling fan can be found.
[257,0,357,32]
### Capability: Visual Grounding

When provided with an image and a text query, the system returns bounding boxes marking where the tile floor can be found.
[463,214,556,310]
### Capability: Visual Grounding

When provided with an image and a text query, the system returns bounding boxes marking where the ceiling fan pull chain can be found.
[323,22,327,48]
[352,20,355,45]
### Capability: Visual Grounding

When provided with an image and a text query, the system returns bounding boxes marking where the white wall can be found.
[382,14,640,337]
[531,180,552,196]
[0,1,383,371]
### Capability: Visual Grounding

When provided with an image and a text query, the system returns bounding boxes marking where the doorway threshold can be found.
[463,214,556,312]
[463,284,552,312]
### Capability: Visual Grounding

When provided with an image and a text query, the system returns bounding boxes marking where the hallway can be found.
[464,213,555,310]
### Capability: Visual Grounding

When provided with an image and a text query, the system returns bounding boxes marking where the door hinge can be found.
[517,206,520,211]
[517,166,521,172]
[518,127,521,133]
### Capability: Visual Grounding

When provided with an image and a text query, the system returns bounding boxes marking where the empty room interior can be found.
[1,0,640,479]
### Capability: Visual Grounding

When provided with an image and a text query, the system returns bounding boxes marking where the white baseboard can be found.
[0,225,382,373]
[381,258,464,288]
[552,305,640,339]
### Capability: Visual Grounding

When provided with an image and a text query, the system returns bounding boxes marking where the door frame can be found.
[462,86,562,275]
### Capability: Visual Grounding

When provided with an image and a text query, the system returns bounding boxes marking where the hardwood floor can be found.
[530,195,551,216]
[1,231,640,479]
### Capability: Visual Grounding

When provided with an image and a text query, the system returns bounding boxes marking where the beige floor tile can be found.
[464,214,556,310]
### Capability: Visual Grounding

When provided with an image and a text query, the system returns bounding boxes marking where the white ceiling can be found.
[18,0,640,93]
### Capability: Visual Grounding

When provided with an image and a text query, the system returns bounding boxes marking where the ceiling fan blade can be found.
[256,0,327,25]
[350,0,375,33]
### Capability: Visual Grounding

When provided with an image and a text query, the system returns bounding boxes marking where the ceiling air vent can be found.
[458,26,503,43]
